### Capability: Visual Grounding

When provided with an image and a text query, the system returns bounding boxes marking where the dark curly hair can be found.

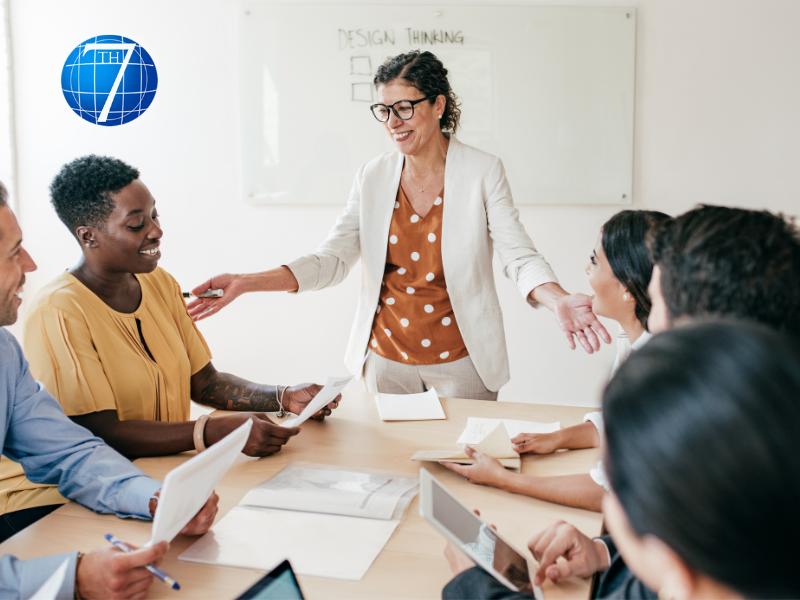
[649,205,800,337]
[0,180,7,207]
[373,50,461,133]
[602,210,670,329]
[50,155,140,235]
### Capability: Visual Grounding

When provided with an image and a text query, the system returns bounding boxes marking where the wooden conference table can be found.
[0,390,602,599]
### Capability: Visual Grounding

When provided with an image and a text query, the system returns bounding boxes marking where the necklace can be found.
[404,166,444,193]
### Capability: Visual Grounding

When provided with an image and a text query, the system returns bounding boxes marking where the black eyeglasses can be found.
[370,96,436,122]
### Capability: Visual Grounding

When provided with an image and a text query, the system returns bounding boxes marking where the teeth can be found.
[395,131,411,141]
[140,248,159,256]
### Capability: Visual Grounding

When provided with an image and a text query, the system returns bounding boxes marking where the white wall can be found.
[6,0,800,407]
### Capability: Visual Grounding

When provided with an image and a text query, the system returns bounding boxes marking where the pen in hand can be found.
[182,289,224,299]
[104,533,181,591]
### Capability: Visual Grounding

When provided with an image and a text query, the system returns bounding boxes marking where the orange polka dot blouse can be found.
[369,184,468,365]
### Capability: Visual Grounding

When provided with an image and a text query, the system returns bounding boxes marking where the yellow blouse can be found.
[0,268,212,514]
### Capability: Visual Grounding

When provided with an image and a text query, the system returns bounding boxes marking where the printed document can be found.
[281,375,352,428]
[376,388,446,421]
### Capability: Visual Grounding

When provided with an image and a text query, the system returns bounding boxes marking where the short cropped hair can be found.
[650,205,800,336]
[604,320,800,598]
[50,155,139,234]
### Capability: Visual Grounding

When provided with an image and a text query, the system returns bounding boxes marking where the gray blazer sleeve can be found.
[443,567,532,600]
[593,536,657,600]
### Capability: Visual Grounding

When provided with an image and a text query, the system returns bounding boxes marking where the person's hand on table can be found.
[512,431,560,455]
[528,520,610,585]
[76,540,168,600]
[205,413,300,457]
[186,273,244,321]
[554,293,611,354]
[283,383,341,421]
[439,447,508,487]
[444,540,476,576]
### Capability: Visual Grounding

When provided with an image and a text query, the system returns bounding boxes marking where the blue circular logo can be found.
[61,35,157,126]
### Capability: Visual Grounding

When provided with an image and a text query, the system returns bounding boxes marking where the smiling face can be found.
[586,234,632,323]
[78,179,163,274]
[0,206,37,326]
[377,79,446,156]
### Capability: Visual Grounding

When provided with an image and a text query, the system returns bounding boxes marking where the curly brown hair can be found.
[373,50,461,133]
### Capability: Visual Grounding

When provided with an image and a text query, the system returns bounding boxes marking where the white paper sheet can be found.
[179,506,398,580]
[29,559,70,600]
[281,375,352,428]
[148,419,252,545]
[457,417,560,444]
[240,464,418,520]
[375,388,446,421]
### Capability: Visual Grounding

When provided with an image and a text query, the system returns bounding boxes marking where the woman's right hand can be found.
[528,521,610,585]
[186,273,244,321]
[204,414,300,457]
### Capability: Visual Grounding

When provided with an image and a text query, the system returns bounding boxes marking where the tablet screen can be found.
[431,480,533,593]
[236,560,305,600]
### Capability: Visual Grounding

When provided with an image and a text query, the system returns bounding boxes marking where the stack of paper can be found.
[375,388,446,421]
[180,464,418,580]
[411,417,560,472]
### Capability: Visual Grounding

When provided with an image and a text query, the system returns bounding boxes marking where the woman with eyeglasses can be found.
[188,50,610,399]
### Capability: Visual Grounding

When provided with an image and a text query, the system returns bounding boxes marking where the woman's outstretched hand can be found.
[186,273,244,321]
[554,293,611,353]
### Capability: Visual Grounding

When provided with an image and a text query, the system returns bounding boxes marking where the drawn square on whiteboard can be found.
[350,55,372,75]
[351,82,374,103]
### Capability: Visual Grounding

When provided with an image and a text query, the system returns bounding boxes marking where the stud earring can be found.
[623,292,630,301]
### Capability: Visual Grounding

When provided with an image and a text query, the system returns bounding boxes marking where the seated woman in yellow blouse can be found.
[1,155,336,518]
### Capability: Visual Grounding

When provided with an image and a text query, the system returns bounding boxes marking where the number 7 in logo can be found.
[82,42,136,123]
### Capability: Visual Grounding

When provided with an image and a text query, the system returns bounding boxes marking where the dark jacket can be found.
[442,536,657,600]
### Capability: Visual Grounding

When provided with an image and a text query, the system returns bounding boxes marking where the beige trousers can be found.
[363,352,497,401]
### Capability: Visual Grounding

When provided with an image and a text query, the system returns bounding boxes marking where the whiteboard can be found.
[238,2,635,205]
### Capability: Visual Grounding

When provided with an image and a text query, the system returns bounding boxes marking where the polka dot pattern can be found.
[370,184,467,365]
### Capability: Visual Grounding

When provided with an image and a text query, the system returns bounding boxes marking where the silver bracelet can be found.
[276,385,287,417]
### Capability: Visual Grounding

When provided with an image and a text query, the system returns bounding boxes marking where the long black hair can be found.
[601,210,670,329]
[603,320,800,598]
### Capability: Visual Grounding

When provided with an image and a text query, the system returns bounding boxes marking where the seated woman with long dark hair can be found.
[441,209,669,512]
[0,155,338,521]
[443,320,800,599]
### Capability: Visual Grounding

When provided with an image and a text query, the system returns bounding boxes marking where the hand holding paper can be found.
[149,419,252,545]
[281,375,352,428]
[412,422,522,471]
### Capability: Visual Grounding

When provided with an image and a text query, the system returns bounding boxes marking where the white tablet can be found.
[149,418,252,545]
[419,468,541,597]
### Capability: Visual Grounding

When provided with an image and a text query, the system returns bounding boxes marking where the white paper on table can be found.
[457,417,560,445]
[240,463,418,520]
[179,506,398,580]
[281,375,352,428]
[471,423,517,457]
[376,388,445,421]
[29,559,70,600]
[148,419,252,545]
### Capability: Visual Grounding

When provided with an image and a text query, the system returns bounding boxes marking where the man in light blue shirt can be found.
[0,182,217,599]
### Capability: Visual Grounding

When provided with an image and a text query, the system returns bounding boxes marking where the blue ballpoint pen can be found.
[104,533,181,591]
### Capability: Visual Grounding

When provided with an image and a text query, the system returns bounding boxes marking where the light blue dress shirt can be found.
[0,328,161,599]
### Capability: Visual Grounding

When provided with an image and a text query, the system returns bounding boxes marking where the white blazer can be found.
[286,136,556,391]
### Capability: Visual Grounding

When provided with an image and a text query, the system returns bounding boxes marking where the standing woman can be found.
[190,51,609,399]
